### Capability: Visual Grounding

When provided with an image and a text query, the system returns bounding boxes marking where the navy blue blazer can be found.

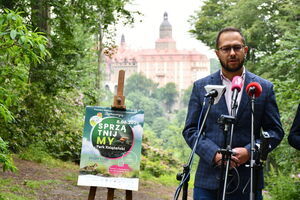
[182,70,284,191]
[288,104,300,150]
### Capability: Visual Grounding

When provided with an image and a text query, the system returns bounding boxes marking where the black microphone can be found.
[205,89,218,98]
[204,85,226,104]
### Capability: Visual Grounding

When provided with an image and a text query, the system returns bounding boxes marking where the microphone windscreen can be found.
[246,82,262,97]
[231,76,243,92]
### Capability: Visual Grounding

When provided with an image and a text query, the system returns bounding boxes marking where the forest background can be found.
[0,0,299,199]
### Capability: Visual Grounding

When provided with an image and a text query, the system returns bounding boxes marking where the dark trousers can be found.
[193,187,263,200]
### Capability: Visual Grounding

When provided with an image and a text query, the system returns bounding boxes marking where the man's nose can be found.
[229,47,236,55]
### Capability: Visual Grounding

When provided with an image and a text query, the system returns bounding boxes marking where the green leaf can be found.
[38,44,45,52]
[10,29,17,40]
[0,18,4,26]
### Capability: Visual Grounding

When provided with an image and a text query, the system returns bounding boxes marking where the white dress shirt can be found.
[220,67,246,114]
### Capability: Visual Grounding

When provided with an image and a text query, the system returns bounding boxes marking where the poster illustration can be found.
[77,106,144,191]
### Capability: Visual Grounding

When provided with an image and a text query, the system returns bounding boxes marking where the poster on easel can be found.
[77,106,144,191]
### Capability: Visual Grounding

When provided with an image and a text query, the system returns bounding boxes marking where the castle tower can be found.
[155,12,176,50]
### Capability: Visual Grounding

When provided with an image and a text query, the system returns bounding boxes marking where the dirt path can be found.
[0,158,192,200]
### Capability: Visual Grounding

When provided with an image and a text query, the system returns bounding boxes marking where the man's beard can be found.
[219,58,245,72]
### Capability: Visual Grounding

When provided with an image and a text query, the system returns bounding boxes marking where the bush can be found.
[0,137,17,172]
[265,166,300,200]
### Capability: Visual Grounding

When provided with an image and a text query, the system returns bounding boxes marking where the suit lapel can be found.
[236,71,255,119]
[210,70,229,115]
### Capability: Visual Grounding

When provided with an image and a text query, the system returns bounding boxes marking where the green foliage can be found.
[0,9,48,172]
[152,117,169,136]
[0,0,139,170]
[189,0,230,48]
[11,89,84,161]
[157,82,178,112]
[125,74,181,126]
[19,142,52,163]
[258,28,300,81]
[18,143,79,169]
[190,0,299,63]
[0,192,32,200]
[23,179,62,189]
[265,166,300,200]
[125,73,159,98]
[0,138,17,172]
[181,85,193,107]
[0,9,49,119]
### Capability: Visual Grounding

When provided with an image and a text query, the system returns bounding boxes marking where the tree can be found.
[125,73,159,98]
[189,0,297,63]
[0,0,139,162]
[0,9,48,171]
[126,92,163,126]
[0,9,48,122]
[157,82,178,113]
[152,117,169,136]
[181,85,193,107]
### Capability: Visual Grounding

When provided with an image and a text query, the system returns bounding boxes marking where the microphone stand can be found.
[174,96,215,200]
[249,92,263,200]
[218,94,238,200]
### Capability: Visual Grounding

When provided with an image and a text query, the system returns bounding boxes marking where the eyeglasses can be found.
[218,45,245,53]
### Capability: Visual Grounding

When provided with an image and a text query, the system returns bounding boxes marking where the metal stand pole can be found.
[174,96,215,200]
[218,95,238,200]
[249,95,255,200]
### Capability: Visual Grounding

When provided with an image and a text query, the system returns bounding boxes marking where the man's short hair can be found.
[215,27,246,49]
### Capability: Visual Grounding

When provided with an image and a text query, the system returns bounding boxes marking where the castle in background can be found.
[105,12,210,94]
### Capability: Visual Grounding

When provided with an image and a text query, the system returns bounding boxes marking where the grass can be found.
[18,143,78,170]
[23,179,62,189]
[0,144,80,200]
[0,178,35,200]
[140,170,195,187]
[4,143,195,199]
[0,192,32,200]
[63,172,78,182]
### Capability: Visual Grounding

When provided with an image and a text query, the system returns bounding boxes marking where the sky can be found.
[115,0,216,58]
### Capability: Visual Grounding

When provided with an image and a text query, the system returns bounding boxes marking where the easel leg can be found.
[107,188,115,200]
[126,190,132,200]
[88,186,97,200]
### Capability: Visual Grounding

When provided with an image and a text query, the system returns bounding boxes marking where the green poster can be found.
[77,106,144,191]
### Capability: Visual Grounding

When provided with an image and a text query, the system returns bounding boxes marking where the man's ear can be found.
[215,49,219,57]
[244,46,249,54]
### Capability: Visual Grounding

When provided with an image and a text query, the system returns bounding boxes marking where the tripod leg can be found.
[126,190,132,200]
[88,187,97,200]
[107,188,115,200]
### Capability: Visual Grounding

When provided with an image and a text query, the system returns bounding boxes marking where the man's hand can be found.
[214,152,238,168]
[214,152,222,166]
[232,147,250,166]
[214,147,249,168]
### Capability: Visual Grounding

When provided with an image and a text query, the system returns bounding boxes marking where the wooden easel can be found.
[88,70,132,200]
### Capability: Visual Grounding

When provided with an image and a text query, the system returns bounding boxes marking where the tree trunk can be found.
[30,0,49,33]
[29,0,50,84]
[96,24,104,105]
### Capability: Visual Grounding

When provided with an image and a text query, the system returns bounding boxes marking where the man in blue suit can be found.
[288,104,300,150]
[182,27,284,200]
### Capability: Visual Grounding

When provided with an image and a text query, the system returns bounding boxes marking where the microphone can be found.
[246,82,262,98]
[204,85,226,104]
[231,76,243,109]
